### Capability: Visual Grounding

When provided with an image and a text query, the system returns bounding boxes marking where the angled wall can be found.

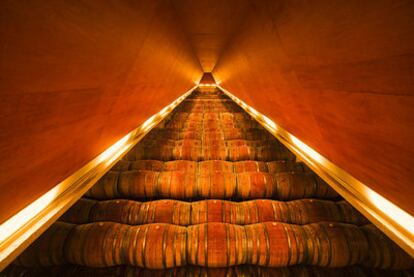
[0,0,203,223]
[172,0,250,72]
[213,1,414,214]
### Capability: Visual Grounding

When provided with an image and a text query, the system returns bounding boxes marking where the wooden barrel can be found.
[170,112,250,122]
[147,128,271,142]
[302,222,367,267]
[15,222,74,267]
[222,128,271,140]
[200,146,228,160]
[198,160,233,174]
[159,160,197,172]
[165,121,202,129]
[220,112,251,122]
[140,139,280,150]
[361,225,414,269]
[126,144,295,162]
[61,199,368,226]
[233,160,267,173]
[177,103,238,111]
[65,222,129,267]
[273,172,338,200]
[87,171,120,199]
[166,120,259,130]
[86,171,338,200]
[139,139,203,149]
[16,222,413,269]
[170,113,203,122]
[110,160,131,171]
[111,160,307,176]
[128,160,165,171]
[177,106,238,113]
[147,129,203,140]
[59,198,96,223]
[7,264,412,277]
[168,113,256,122]
[224,140,278,148]
[202,112,221,120]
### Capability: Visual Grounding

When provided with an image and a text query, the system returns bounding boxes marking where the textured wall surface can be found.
[0,0,203,223]
[213,0,414,214]
[172,0,250,72]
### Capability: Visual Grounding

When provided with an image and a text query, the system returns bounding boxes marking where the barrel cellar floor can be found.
[4,89,413,276]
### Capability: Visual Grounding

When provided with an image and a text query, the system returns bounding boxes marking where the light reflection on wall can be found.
[366,188,414,236]
[0,85,198,270]
[218,85,414,256]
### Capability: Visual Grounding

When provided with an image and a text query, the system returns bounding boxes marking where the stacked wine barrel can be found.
[5,89,413,276]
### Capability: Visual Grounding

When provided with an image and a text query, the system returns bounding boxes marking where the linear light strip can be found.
[218,85,414,257]
[0,86,197,271]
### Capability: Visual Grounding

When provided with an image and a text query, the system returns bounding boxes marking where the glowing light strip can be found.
[218,85,414,256]
[198,84,217,87]
[0,86,197,270]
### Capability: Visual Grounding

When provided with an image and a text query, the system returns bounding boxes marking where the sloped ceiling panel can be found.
[172,0,250,72]
[0,0,203,223]
[213,0,414,214]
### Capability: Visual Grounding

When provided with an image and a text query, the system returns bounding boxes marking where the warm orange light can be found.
[0,187,58,245]
[198,84,216,87]
[366,188,414,236]
[262,115,278,130]
[290,135,324,164]
[0,85,198,270]
[218,84,414,255]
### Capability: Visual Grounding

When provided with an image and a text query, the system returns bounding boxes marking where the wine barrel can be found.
[111,160,306,176]
[170,112,250,122]
[15,222,74,267]
[110,160,131,171]
[361,224,414,269]
[146,129,203,140]
[139,138,280,149]
[171,113,203,122]
[177,106,238,113]
[220,112,251,122]
[197,160,234,174]
[178,103,239,110]
[222,128,272,141]
[61,199,368,226]
[165,120,203,130]
[165,120,260,130]
[6,264,413,277]
[59,198,96,224]
[85,171,338,200]
[125,144,294,162]
[188,91,227,99]
[146,128,271,141]
[16,222,413,269]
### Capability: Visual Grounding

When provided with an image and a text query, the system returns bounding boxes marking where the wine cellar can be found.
[3,89,413,276]
[1,1,413,276]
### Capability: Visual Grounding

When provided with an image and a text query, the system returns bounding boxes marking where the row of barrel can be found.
[124,144,291,162]
[60,198,369,226]
[110,159,309,173]
[85,170,338,200]
[136,98,294,162]
[5,265,413,277]
[14,222,413,269]
[7,89,413,275]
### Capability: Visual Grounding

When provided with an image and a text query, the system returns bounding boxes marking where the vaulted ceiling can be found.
[172,0,251,72]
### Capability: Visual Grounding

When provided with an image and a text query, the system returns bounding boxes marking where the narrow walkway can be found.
[5,89,413,276]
